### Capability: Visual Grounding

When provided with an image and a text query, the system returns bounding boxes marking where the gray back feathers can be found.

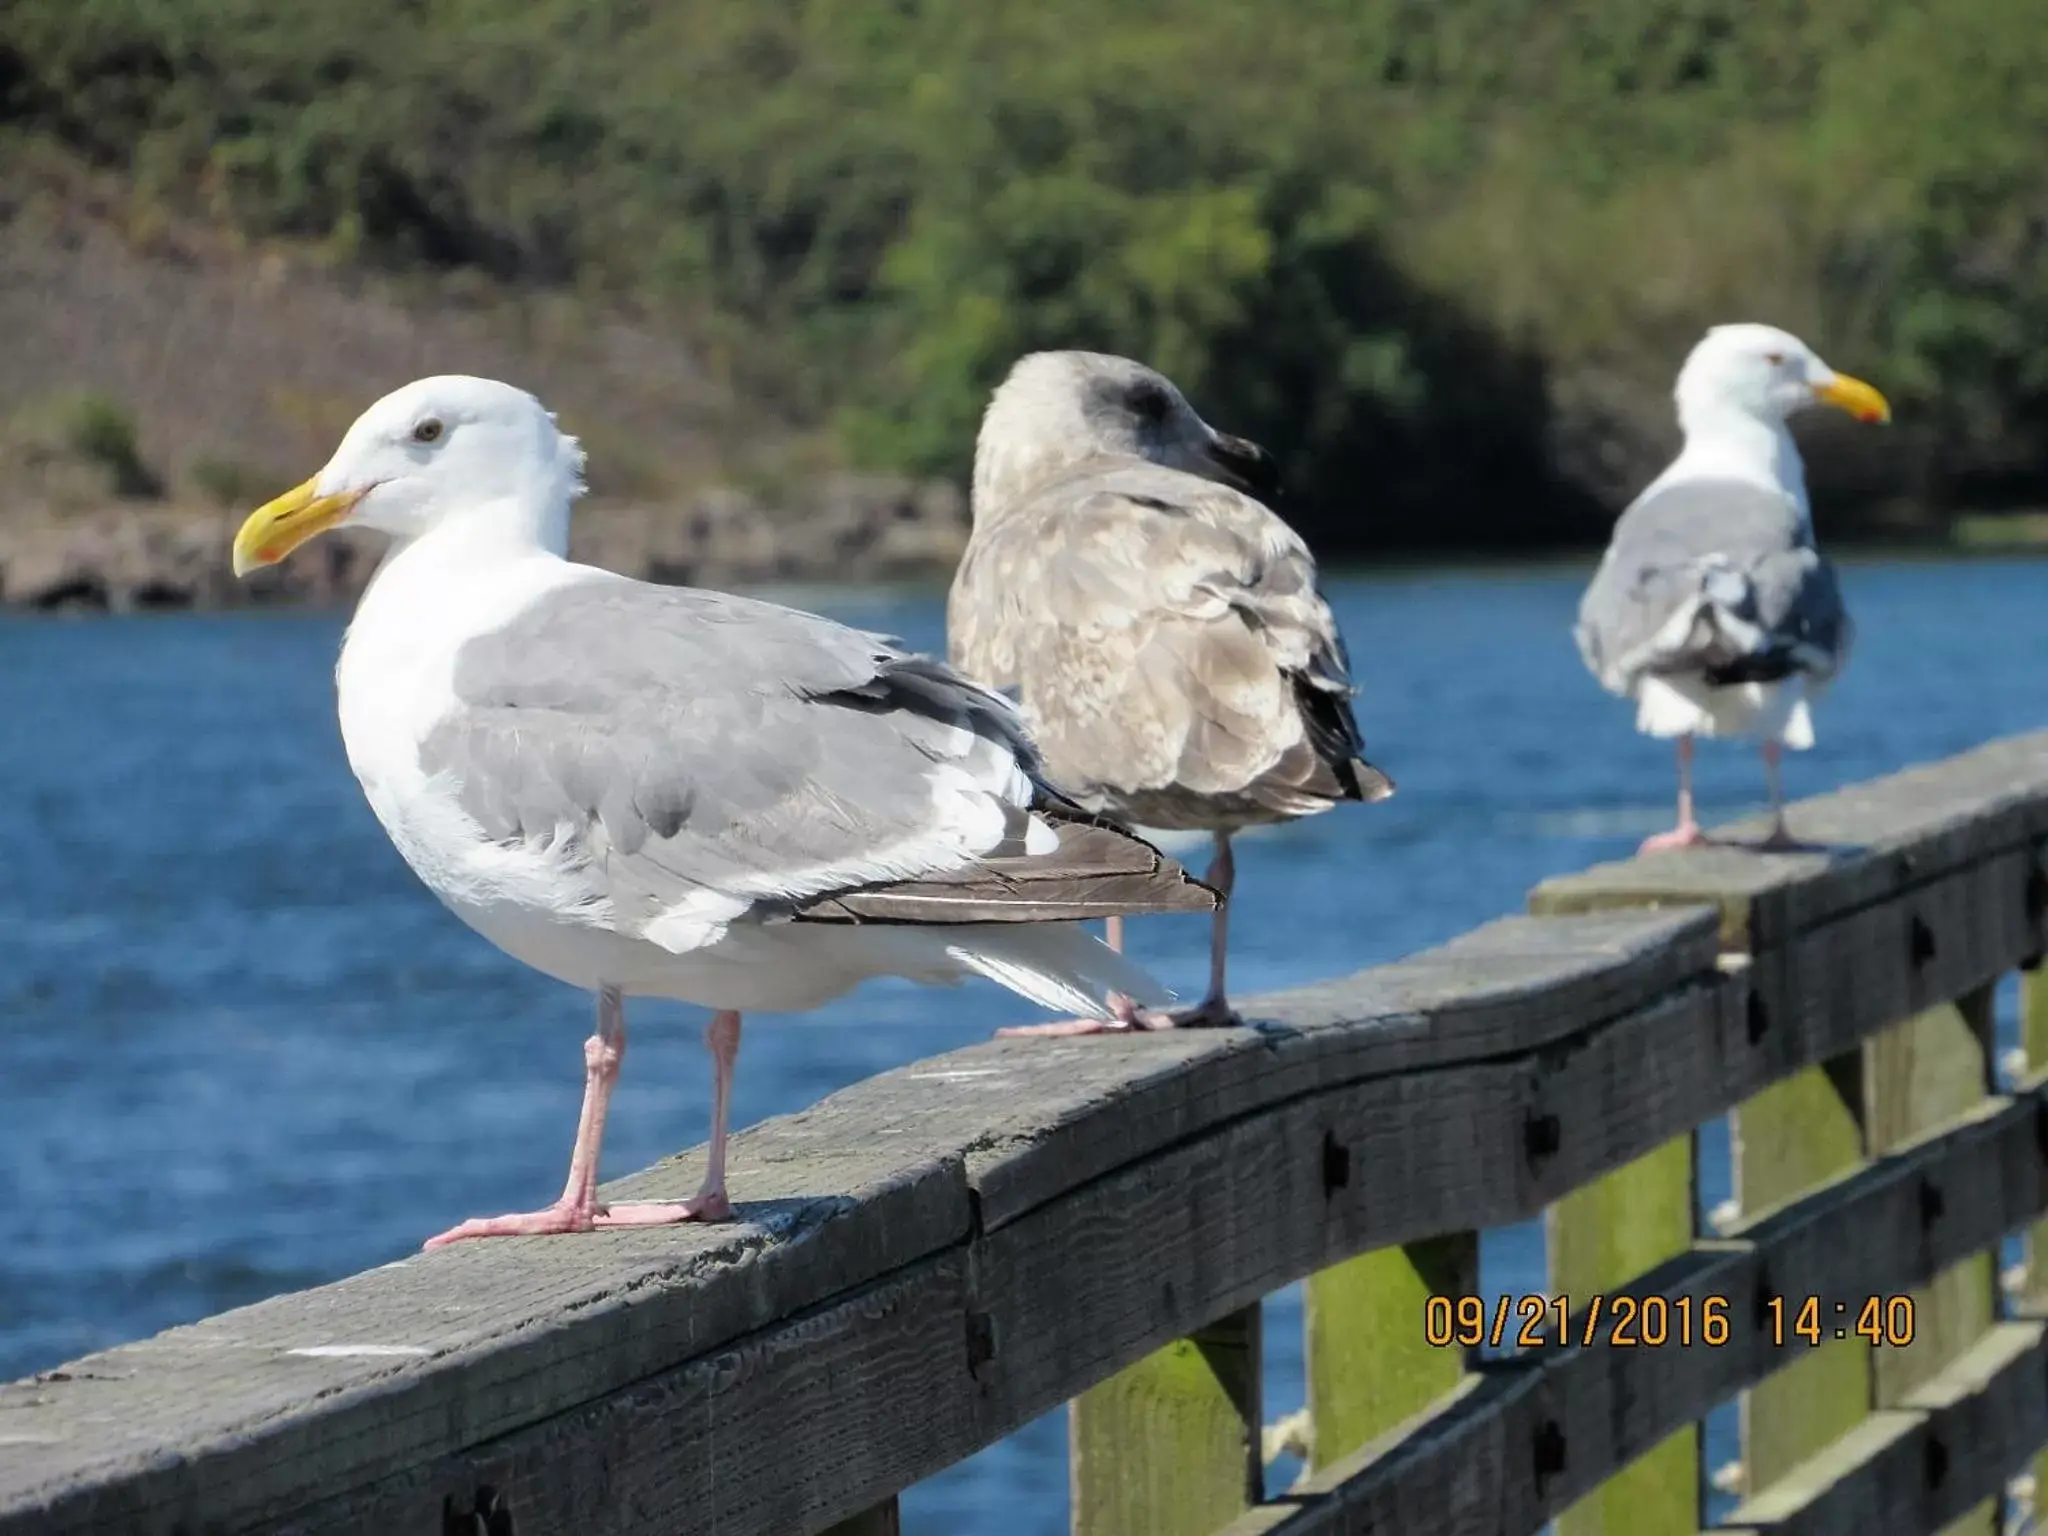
[420,580,1213,928]
[1577,477,1851,696]
[950,453,1392,832]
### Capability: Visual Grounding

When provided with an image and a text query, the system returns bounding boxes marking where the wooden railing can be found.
[4,732,2048,1536]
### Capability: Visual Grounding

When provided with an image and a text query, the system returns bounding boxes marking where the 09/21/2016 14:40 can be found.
[1423,1293,1918,1350]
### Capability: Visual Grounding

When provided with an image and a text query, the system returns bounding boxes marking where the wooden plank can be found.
[1720,1322,2048,1536]
[1071,1306,1262,1536]
[1303,1236,1477,1472]
[1212,1089,2048,1536]
[969,981,1739,1434]
[972,906,1724,1232]
[2,749,2044,1535]
[1731,1056,1872,1500]
[1550,1133,1699,1536]
[1530,731,2048,949]
[284,1253,981,1536]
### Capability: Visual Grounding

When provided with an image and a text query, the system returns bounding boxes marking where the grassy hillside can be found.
[6,0,2048,550]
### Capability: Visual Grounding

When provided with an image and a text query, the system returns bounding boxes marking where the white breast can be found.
[335,539,640,989]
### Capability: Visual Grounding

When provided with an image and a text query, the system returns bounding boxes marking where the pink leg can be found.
[1758,740,1796,848]
[601,1010,737,1225]
[422,992,735,1249]
[1640,736,1709,853]
[1105,914,1124,954]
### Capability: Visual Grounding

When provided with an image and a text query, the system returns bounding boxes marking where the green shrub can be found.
[60,392,160,498]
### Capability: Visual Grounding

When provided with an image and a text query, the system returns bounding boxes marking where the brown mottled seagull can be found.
[948,351,1393,1035]
[1576,324,1889,852]
[229,374,1214,1248]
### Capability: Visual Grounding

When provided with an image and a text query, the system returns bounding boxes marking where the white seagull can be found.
[1575,323,1889,852]
[230,375,1213,1247]
[948,351,1392,1034]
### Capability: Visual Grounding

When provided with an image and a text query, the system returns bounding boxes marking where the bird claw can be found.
[995,990,1179,1038]
[421,1190,729,1249]
[1167,996,1243,1028]
[597,1194,732,1226]
[1639,824,1711,854]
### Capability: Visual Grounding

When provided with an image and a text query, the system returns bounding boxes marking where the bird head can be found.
[231,375,585,575]
[1674,324,1891,430]
[973,351,1279,515]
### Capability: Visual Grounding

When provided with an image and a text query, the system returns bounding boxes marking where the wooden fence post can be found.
[1070,1304,1262,1536]
[1730,1054,1871,1499]
[1303,1235,1479,1472]
[1864,984,2000,1536]
[1550,1132,1701,1536]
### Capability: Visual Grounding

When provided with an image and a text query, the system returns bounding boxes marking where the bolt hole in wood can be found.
[1745,990,1770,1044]
[1919,1175,1947,1228]
[1320,1130,1351,1194]
[442,1486,514,1536]
[1534,1418,1569,1490]
[1925,1436,1950,1491]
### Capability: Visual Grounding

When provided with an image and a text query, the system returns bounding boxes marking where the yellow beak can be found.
[1812,372,1891,425]
[230,478,365,576]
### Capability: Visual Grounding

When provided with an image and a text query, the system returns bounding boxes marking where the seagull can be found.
[229,375,1214,1247]
[1575,323,1889,852]
[947,351,1392,1035]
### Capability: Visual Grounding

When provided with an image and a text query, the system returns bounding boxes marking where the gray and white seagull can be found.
[1575,323,1890,851]
[948,351,1393,1034]
[230,374,1213,1247]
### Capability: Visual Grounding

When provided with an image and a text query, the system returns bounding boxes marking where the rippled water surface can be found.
[4,557,2044,1530]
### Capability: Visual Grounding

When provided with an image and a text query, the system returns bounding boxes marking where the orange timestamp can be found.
[1425,1293,1732,1349]
[1766,1294,1917,1347]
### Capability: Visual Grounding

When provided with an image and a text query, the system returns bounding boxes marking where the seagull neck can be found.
[1669,399,1811,516]
[390,492,571,567]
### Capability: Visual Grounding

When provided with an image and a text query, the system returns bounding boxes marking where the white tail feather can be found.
[942,922,1173,1018]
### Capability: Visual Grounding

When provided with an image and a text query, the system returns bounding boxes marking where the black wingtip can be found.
[1349,759,1397,804]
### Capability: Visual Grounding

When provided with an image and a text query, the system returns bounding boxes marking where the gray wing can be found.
[420,578,1214,934]
[1575,477,1852,697]
[948,457,1393,830]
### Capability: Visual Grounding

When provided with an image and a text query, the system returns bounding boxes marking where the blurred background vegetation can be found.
[4,0,2047,556]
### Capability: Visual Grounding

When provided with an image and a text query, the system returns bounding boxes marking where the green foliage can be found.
[63,393,158,497]
[7,0,2048,540]
[4,389,162,504]
[187,456,265,509]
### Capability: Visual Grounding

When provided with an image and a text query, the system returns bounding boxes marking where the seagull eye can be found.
[412,418,445,445]
[1763,351,1787,366]
[1127,384,1171,422]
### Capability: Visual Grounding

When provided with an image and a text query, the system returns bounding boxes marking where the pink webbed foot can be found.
[598,1191,732,1226]
[995,990,1178,1039]
[1639,824,1711,854]
[422,1189,730,1250]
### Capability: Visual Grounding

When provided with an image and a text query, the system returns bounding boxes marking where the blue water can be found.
[3,557,2044,1530]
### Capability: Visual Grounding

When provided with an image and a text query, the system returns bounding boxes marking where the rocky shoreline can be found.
[0,476,970,611]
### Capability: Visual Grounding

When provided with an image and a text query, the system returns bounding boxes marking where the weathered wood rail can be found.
[5,733,2048,1536]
